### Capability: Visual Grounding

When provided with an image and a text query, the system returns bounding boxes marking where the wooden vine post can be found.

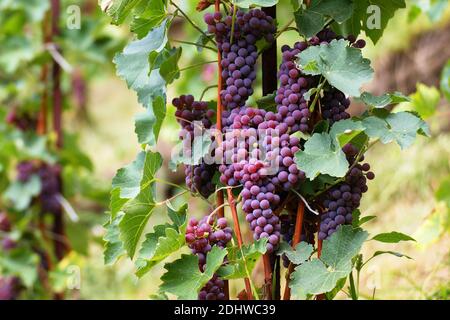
[261,5,278,301]
[50,0,69,262]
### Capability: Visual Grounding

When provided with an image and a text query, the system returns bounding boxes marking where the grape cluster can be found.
[5,110,37,132]
[205,9,276,109]
[16,161,62,214]
[318,144,374,240]
[0,277,21,300]
[276,42,316,133]
[173,95,217,198]
[185,215,232,300]
[218,107,307,252]
[321,87,351,124]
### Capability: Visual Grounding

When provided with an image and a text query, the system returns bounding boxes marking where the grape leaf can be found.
[294,0,353,38]
[0,36,35,74]
[103,0,142,25]
[347,0,406,44]
[372,231,416,243]
[118,151,163,259]
[217,238,267,280]
[358,215,376,226]
[134,96,166,146]
[104,213,126,265]
[114,21,168,147]
[130,0,167,39]
[111,151,146,200]
[0,247,39,287]
[294,132,349,179]
[362,111,430,149]
[4,175,41,211]
[440,60,450,102]
[329,119,366,147]
[135,204,187,277]
[159,47,182,84]
[290,226,368,295]
[277,242,314,265]
[369,250,412,260]
[256,92,277,111]
[360,92,410,108]
[235,0,279,8]
[297,39,373,97]
[160,246,227,300]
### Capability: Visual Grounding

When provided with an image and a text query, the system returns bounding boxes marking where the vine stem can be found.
[170,1,216,46]
[170,38,217,52]
[227,188,253,300]
[179,60,218,72]
[50,0,70,266]
[215,0,229,300]
[283,202,305,300]
[262,5,279,300]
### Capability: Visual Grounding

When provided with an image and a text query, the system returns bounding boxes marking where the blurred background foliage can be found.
[1,0,449,299]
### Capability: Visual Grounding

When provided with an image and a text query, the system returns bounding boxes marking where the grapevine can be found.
[100,0,432,301]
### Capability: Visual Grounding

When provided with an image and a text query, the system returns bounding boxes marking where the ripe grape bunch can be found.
[185,215,232,300]
[173,95,216,198]
[318,144,375,240]
[205,8,276,109]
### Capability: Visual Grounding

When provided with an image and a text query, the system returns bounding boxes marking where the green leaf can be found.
[329,119,366,147]
[256,92,277,111]
[0,36,36,74]
[290,226,368,295]
[134,96,166,146]
[294,132,349,179]
[217,239,267,280]
[103,213,126,265]
[325,277,347,300]
[372,231,416,243]
[297,39,373,97]
[294,0,353,38]
[235,0,279,8]
[370,250,412,260]
[360,92,410,108]
[135,204,187,277]
[358,215,376,226]
[159,47,182,84]
[111,152,146,200]
[160,246,227,299]
[277,242,314,265]
[4,175,41,211]
[130,0,167,39]
[362,111,430,149]
[440,60,450,102]
[349,0,406,44]
[408,84,440,119]
[118,151,163,259]
[104,0,142,25]
[0,248,39,287]
[114,21,168,146]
